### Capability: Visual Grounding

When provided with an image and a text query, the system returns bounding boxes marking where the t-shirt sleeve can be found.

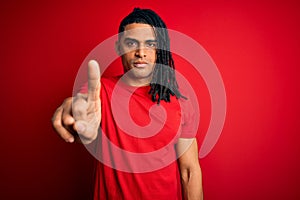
[179,97,198,138]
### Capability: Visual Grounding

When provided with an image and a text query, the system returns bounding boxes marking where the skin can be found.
[52,23,203,199]
[177,138,204,200]
[117,23,157,86]
[52,60,101,144]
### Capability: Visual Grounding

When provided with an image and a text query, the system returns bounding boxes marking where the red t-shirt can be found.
[83,76,196,199]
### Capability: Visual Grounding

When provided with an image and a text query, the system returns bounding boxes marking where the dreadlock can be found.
[118,8,186,104]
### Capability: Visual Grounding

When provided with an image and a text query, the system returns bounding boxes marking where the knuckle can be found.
[76,93,87,99]
[73,100,87,117]
[63,97,73,104]
[61,114,69,123]
[52,119,61,129]
[73,97,86,107]
[72,106,83,116]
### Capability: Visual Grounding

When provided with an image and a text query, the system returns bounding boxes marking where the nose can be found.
[135,47,146,58]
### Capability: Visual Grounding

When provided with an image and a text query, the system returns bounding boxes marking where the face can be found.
[116,23,157,86]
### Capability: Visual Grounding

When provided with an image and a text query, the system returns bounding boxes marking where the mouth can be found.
[133,61,148,68]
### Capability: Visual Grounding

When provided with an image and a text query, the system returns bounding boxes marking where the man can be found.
[52,8,203,199]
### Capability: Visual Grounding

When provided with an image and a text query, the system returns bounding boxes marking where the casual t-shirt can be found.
[82,76,197,199]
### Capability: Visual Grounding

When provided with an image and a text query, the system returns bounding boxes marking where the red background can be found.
[1,0,300,199]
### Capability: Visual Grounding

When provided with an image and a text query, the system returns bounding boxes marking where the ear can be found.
[115,41,121,56]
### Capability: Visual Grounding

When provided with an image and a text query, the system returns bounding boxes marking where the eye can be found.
[125,41,138,48]
[146,42,157,48]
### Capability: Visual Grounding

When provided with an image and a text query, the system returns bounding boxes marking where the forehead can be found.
[121,23,156,40]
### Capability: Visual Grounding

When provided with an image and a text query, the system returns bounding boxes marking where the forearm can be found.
[177,138,203,200]
[181,166,203,200]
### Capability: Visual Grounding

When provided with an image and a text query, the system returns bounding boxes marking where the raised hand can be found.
[52,60,101,144]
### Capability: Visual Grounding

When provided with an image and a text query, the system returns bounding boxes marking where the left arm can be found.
[176,138,203,200]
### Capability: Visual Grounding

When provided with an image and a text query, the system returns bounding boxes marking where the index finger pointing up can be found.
[87,60,101,102]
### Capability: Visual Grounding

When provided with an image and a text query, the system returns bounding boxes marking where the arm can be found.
[52,60,101,144]
[176,138,203,200]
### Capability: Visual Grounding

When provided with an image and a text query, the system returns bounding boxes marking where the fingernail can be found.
[68,137,74,143]
[77,123,86,133]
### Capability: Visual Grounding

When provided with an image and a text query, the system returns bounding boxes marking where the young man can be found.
[52,8,203,199]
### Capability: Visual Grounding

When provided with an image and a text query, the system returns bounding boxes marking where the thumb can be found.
[74,120,98,144]
[74,121,86,134]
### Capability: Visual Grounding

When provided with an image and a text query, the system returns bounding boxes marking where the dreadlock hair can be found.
[118,8,186,104]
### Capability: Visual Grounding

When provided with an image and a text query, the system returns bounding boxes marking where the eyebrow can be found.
[124,37,157,43]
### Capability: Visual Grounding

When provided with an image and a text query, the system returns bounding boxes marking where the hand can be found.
[52,60,101,144]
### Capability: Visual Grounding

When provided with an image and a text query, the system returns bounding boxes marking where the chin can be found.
[127,71,153,81]
[128,68,151,77]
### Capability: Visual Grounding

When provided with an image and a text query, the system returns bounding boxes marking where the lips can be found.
[133,61,148,68]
